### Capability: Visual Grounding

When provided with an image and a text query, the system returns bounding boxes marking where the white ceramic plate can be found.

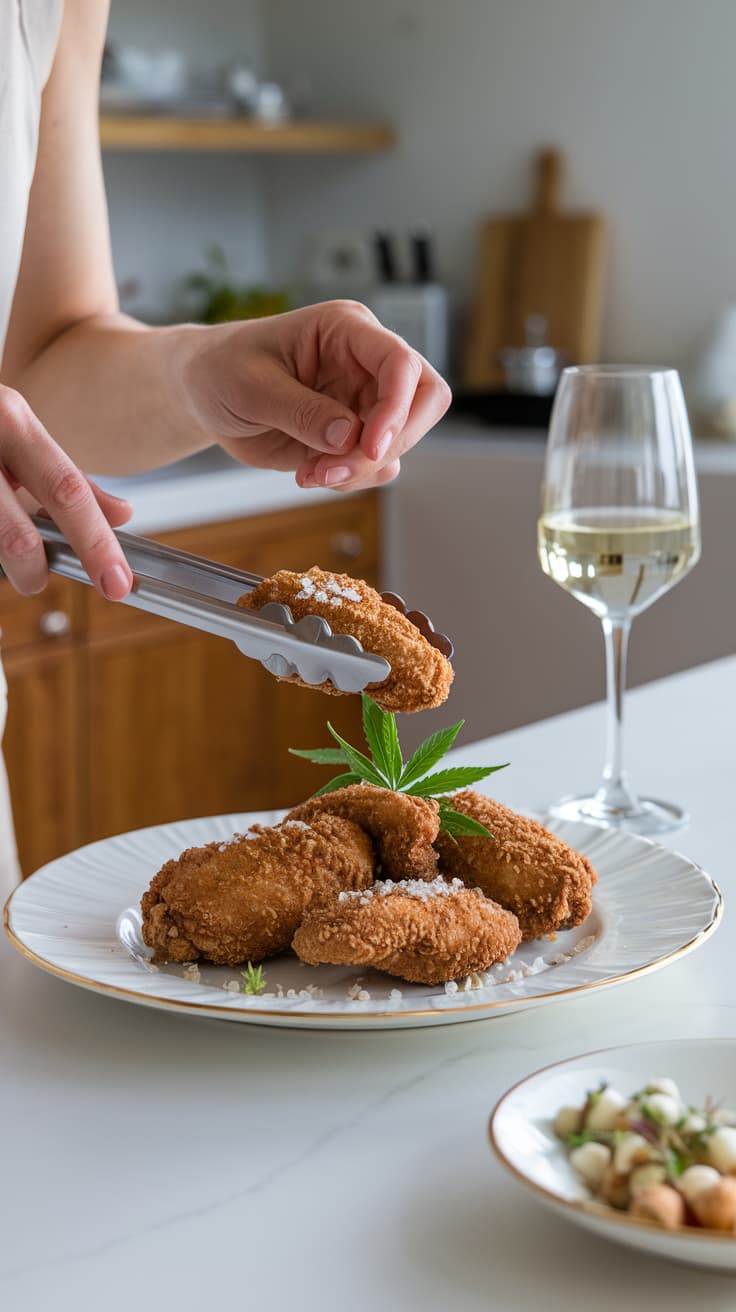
[490,1039,736,1271]
[3,812,722,1031]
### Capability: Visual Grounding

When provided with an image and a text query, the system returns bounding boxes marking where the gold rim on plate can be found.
[3,871,723,1025]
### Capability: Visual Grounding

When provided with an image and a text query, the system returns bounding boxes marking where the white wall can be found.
[103,1,736,365]
[263,0,736,371]
[104,0,269,318]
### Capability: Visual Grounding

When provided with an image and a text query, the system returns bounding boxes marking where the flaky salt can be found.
[338,876,466,906]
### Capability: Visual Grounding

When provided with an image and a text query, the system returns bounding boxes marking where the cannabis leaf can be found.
[437,801,497,839]
[241,962,266,995]
[289,694,508,839]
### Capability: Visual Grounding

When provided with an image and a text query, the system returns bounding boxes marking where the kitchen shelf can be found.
[99,115,396,154]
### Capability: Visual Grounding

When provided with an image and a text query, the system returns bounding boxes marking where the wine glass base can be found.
[546,794,689,836]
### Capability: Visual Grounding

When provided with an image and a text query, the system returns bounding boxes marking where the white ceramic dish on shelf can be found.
[4,812,721,1031]
[490,1039,736,1271]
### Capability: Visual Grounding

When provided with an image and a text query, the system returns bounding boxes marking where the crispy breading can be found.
[237,566,453,714]
[140,815,374,966]
[435,790,596,941]
[286,783,440,882]
[292,877,522,985]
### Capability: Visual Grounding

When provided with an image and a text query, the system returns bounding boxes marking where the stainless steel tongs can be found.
[31,516,453,694]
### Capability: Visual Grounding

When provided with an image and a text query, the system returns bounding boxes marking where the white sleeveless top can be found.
[0,0,63,892]
[0,0,64,351]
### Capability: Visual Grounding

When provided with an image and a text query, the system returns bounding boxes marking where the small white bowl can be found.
[489,1038,736,1272]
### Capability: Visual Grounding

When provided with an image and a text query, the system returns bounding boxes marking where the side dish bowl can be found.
[489,1039,736,1271]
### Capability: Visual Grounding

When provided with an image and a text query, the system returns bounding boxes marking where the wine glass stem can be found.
[598,617,639,811]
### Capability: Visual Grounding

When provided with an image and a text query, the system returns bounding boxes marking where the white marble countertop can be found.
[2,657,736,1310]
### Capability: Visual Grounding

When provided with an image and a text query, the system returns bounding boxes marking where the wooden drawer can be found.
[0,576,85,652]
[86,492,380,643]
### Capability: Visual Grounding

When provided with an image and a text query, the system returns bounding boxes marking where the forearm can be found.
[13,314,213,475]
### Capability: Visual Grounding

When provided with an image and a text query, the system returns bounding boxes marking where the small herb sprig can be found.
[241,962,266,995]
[289,694,508,840]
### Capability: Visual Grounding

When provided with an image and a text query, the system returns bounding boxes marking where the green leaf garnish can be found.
[405,765,508,798]
[241,962,266,995]
[398,722,464,789]
[290,694,509,839]
[326,722,389,789]
[313,771,364,797]
[438,804,497,840]
[288,747,350,766]
[361,696,399,786]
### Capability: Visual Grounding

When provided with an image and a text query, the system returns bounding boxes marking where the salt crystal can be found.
[444,980,459,996]
[388,989,403,1002]
[286,989,299,1000]
[222,979,240,994]
[357,989,371,1002]
[338,876,465,905]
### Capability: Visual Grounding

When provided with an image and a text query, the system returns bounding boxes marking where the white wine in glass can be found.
[538,366,701,833]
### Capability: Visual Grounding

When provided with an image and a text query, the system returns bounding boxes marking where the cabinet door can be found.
[3,641,84,875]
[85,611,374,839]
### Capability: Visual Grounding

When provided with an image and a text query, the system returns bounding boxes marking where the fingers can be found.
[0,474,51,594]
[239,364,362,458]
[0,388,133,600]
[297,456,401,495]
[341,320,452,462]
[87,480,134,529]
[295,363,448,492]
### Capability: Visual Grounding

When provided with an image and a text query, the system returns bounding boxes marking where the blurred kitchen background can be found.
[5,0,736,873]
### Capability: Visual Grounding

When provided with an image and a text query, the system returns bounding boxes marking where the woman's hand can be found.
[179,300,452,491]
[0,386,133,598]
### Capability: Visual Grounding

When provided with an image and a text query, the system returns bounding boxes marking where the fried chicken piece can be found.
[141,815,374,966]
[237,566,453,714]
[435,790,597,942]
[292,876,522,985]
[286,783,440,882]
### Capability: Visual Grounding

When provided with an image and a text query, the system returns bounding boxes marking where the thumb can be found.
[247,369,361,455]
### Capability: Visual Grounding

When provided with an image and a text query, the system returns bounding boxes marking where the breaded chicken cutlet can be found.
[435,790,597,942]
[286,782,440,883]
[292,876,522,985]
[237,567,453,714]
[141,815,373,966]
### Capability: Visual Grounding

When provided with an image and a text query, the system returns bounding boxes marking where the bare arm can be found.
[2,0,206,474]
[2,0,450,484]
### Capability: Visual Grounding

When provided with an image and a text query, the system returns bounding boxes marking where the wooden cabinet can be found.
[1,492,380,875]
[3,638,84,876]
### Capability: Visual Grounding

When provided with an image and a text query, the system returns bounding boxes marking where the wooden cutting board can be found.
[462,149,607,389]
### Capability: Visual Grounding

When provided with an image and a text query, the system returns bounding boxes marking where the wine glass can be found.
[538,365,701,834]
